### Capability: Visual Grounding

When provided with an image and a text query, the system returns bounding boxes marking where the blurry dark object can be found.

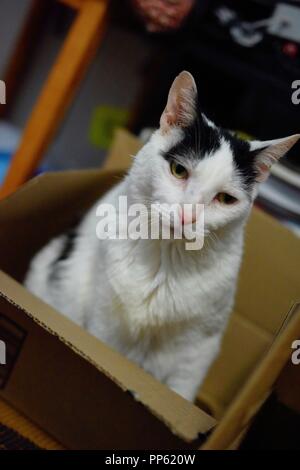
[257,174,300,225]
[240,393,300,450]
[129,0,300,233]
[131,0,300,170]
[214,5,268,47]
[268,3,300,43]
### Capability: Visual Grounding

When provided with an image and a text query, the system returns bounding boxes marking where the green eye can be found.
[170,161,188,179]
[216,192,237,205]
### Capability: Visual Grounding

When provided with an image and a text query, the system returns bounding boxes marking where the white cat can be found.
[25,71,299,401]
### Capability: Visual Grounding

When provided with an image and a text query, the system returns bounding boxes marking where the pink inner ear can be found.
[160,110,176,133]
[160,71,197,132]
[165,111,176,126]
[256,162,270,182]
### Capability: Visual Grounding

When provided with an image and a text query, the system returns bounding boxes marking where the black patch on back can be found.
[49,220,80,283]
[162,97,260,189]
[56,227,77,263]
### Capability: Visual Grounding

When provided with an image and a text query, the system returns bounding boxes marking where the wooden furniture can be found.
[0,0,109,200]
[0,398,64,449]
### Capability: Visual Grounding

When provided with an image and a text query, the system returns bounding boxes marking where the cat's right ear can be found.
[160,71,198,133]
[250,134,300,182]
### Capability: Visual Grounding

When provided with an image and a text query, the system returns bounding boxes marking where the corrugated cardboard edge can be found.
[0,270,216,443]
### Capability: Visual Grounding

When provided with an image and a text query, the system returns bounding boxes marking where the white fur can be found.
[25,129,250,402]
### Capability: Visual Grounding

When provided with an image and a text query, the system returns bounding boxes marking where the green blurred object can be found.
[234,130,254,141]
[89,106,129,150]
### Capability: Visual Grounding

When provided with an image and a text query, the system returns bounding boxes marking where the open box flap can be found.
[236,208,300,335]
[203,302,300,450]
[198,311,274,418]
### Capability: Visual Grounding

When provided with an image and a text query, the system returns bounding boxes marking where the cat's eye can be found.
[215,192,237,205]
[170,161,188,179]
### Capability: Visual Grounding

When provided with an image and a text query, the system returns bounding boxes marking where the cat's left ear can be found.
[160,71,197,133]
[250,134,300,182]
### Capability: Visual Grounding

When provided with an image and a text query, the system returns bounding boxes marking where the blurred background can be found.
[0,0,299,450]
[0,0,299,234]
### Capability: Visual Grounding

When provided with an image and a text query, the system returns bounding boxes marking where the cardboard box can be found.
[0,129,299,450]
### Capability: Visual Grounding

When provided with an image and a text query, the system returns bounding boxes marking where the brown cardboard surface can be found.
[0,271,215,449]
[0,128,299,449]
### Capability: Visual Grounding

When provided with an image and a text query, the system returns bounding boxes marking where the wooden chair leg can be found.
[0,0,109,200]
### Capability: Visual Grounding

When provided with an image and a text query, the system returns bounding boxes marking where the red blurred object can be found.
[282,42,299,59]
[131,0,195,32]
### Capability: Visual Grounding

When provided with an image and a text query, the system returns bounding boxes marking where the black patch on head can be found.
[162,96,260,190]
[163,108,222,163]
[224,132,259,189]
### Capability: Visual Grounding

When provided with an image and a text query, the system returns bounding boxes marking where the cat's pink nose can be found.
[180,207,198,225]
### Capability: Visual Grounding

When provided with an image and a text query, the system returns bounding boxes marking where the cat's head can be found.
[130,71,299,239]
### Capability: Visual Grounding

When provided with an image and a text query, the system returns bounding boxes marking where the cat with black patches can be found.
[25,72,299,401]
